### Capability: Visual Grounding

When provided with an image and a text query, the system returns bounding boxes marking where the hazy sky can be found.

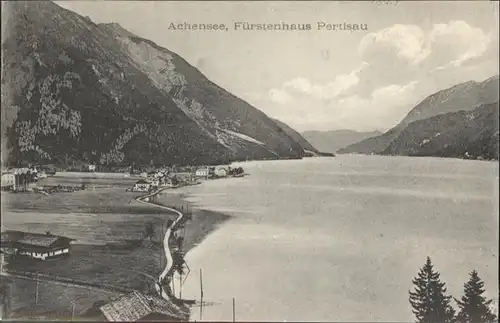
[56,1,499,132]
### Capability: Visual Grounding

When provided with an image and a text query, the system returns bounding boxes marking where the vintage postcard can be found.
[1,0,498,321]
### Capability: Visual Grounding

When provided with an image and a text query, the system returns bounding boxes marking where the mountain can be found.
[338,76,499,154]
[381,102,499,160]
[302,129,382,153]
[271,119,319,153]
[1,1,306,169]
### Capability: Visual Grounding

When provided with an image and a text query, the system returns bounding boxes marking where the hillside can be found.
[1,1,305,168]
[272,119,319,153]
[381,102,499,160]
[338,76,499,155]
[302,129,382,153]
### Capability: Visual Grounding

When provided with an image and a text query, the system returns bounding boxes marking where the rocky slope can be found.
[302,129,382,153]
[381,102,499,160]
[1,1,306,168]
[338,76,499,155]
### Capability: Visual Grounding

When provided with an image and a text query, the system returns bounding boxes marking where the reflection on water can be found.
[174,155,498,321]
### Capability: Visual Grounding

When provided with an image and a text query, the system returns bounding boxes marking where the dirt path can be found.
[135,188,189,301]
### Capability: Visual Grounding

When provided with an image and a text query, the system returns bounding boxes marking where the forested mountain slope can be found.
[1,1,305,168]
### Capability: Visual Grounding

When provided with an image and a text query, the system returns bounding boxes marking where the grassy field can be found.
[1,172,230,319]
[3,276,120,320]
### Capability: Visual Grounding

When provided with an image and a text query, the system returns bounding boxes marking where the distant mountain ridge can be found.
[302,129,382,153]
[338,76,499,156]
[1,1,311,168]
[382,102,498,160]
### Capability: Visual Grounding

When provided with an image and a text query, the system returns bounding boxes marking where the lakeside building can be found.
[195,167,209,178]
[150,178,160,188]
[1,172,15,191]
[0,231,73,261]
[2,168,39,191]
[99,291,186,322]
[134,179,151,192]
[160,176,177,187]
[170,171,194,183]
[214,166,229,177]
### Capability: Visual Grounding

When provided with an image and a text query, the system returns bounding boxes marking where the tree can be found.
[144,222,155,242]
[455,270,497,323]
[409,256,456,323]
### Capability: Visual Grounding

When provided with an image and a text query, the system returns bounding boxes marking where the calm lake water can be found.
[175,155,498,321]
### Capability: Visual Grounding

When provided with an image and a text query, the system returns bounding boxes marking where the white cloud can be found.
[428,21,492,70]
[266,80,421,132]
[358,24,430,65]
[359,21,493,71]
[266,21,496,131]
[269,62,368,104]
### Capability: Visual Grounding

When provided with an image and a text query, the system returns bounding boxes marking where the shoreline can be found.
[133,184,232,308]
[150,189,232,254]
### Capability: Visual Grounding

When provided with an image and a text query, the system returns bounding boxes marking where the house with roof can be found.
[195,167,209,178]
[133,179,151,192]
[149,178,160,188]
[1,172,15,191]
[214,166,229,177]
[99,291,188,322]
[0,231,73,261]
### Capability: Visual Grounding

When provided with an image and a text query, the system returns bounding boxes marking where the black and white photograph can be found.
[0,0,499,321]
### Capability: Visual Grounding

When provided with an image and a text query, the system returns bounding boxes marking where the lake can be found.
[169,155,499,321]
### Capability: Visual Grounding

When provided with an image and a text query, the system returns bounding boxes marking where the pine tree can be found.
[455,270,497,323]
[409,256,456,323]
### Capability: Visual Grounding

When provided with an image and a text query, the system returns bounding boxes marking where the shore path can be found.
[135,188,188,301]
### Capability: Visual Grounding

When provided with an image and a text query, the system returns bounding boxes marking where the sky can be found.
[56,1,499,132]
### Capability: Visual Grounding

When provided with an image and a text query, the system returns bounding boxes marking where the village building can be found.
[99,291,187,322]
[0,231,73,261]
[134,179,151,192]
[195,167,209,178]
[150,179,160,187]
[159,177,175,187]
[170,172,193,182]
[12,167,30,175]
[1,172,15,191]
[88,164,96,172]
[214,166,228,177]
